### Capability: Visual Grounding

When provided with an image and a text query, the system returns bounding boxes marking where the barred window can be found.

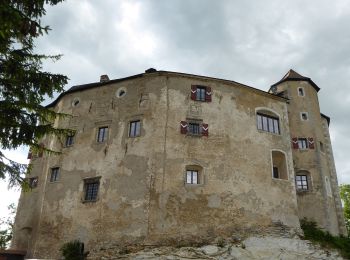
[296,175,308,190]
[188,123,200,135]
[84,178,100,202]
[298,138,308,149]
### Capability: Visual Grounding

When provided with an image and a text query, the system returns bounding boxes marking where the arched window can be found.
[271,150,288,180]
[256,108,280,134]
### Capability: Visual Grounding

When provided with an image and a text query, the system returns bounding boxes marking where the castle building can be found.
[12,69,347,259]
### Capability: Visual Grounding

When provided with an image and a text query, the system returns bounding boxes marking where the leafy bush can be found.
[60,240,85,260]
[300,218,350,259]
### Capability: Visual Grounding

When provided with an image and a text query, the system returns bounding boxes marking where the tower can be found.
[270,69,347,235]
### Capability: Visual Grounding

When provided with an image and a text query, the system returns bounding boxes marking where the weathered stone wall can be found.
[11,71,344,259]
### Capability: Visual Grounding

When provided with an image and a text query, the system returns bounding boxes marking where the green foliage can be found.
[300,218,350,258]
[60,240,85,260]
[0,203,16,249]
[0,0,73,188]
[340,184,350,234]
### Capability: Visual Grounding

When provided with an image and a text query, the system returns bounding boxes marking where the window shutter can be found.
[180,121,188,134]
[308,137,315,149]
[292,138,298,149]
[202,123,209,136]
[191,85,197,100]
[205,87,212,102]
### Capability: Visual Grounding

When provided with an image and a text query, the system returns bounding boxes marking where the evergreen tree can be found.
[0,0,71,188]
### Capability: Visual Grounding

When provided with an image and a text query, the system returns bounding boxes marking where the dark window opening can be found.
[97,127,108,143]
[188,123,200,135]
[28,177,38,188]
[296,175,308,190]
[257,113,280,134]
[301,112,308,120]
[298,88,305,96]
[129,120,141,137]
[186,170,199,184]
[273,166,279,179]
[50,167,60,182]
[65,135,74,147]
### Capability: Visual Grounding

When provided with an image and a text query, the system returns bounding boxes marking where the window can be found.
[97,127,108,143]
[296,175,308,190]
[257,113,280,134]
[186,170,199,184]
[50,167,60,182]
[271,150,288,180]
[191,85,212,102]
[298,138,308,149]
[180,121,209,136]
[65,134,74,147]
[83,178,100,202]
[28,177,38,188]
[301,112,308,121]
[129,120,141,137]
[292,137,315,149]
[273,166,279,179]
[298,87,305,97]
[188,123,200,135]
[196,87,206,101]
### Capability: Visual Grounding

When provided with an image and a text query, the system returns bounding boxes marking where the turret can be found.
[270,69,347,236]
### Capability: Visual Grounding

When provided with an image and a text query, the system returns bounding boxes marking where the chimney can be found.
[100,74,109,83]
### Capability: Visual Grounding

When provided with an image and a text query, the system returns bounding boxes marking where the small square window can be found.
[298,87,305,97]
[301,112,308,121]
[83,178,100,202]
[129,120,141,137]
[186,170,199,184]
[50,167,60,182]
[97,127,108,143]
[296,175,308,190]
[65,135,74,147]
[188,123,200,135]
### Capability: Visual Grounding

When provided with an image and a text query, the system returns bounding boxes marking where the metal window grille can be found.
[50,168,60,182]
[196,87,206,101]
[186,170,198,184]
[257,113,280,134]
[97,127,108,142]
[85,182,99,201]
[129,120,141,137]
[296,175,308,190]
[188,123,200,135]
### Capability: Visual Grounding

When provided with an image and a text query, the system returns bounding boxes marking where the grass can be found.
[300,218,350,259]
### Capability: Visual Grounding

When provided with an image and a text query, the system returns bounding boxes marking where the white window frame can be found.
[298,87,305,97]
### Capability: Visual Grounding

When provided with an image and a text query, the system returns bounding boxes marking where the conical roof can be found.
[271,69,320,92]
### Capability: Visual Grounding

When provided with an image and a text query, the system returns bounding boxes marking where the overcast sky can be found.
[1,0,350,218]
